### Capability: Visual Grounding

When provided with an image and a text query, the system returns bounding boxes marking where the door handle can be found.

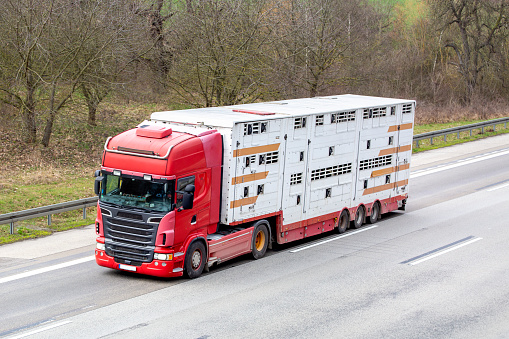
[191,215,197,224]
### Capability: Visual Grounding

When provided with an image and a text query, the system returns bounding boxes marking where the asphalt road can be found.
[1,135,509,338]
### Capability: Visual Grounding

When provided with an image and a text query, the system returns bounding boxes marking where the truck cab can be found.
[94,123,222,278]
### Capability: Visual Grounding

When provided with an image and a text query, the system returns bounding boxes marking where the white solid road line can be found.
[290,225,378,253]
[7,320,72,339]
[0,256,94,285]
[409,238,483,266]
[411,148,509,179]
[487,182,509,192]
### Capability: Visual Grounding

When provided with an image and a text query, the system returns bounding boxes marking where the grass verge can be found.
[412,121,509,152]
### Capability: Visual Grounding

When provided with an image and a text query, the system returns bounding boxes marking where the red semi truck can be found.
[94,95,415,278]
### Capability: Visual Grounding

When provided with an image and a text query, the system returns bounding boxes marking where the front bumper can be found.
[95,249,184,278]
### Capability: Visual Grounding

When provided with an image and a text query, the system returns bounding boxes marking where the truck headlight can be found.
[96,242,106,251]
[154,253,173,261]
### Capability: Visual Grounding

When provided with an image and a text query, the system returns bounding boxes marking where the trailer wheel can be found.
[352,206,365,229]
[252,223,269,259]
[184,241,206,279]
[337,210,349,234]
[368,202,380,224]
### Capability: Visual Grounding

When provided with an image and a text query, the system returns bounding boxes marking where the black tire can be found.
[184,241,206,279]
[368,202,380,224]
[352,205,365,229]
[252,223,269,259]
[337,210,349,234]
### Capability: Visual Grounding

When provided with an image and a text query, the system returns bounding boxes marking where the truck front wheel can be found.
[252,223,269,259]
[185,241,206,279]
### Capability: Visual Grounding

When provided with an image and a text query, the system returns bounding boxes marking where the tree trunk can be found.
[41,82,58,147]
[22,86,37,143]
[87,104,97,126]
[41,110,56,147]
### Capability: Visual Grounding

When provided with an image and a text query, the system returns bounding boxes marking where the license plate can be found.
[118,264,137,272]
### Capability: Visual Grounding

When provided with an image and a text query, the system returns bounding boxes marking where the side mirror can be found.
[94,170,101,177]
[94,176,104,195]
[182,184,195,210]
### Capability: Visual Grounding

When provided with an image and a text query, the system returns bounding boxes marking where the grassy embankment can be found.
[0,100,508,245]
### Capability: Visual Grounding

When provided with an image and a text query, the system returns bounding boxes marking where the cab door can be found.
[174,175,197,244]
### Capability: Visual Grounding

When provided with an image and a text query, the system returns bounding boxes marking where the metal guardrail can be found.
[1,197,97,235]
[413,117,509,148]
[2,117,509,235]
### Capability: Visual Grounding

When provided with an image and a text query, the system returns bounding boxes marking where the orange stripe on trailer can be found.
[363,179,409,196]
[378,144,412,156]
[371,163,410,177]
[231,171,269,185]
[387,123,413,132]
[233,143,280,157]
[230,196,259,208]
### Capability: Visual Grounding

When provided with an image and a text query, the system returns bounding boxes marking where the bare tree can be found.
[268,0,374,98]
[77,1,150,126]
[0,0,144,146]
[430,0,509,103]
[167,0,274,107]
[136,0,174,85]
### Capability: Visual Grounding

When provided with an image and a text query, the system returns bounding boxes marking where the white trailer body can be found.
[150,94,415,238]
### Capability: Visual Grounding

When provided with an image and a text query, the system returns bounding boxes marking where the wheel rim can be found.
[255,230,266,251]
[340,214,348,229]
[356,208,363,224]
[373,204,379,219]
[191,249,202,270]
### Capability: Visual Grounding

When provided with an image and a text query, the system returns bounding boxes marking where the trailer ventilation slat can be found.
[332,111,356,123]
[359,155,392,171]
[311,163,352,181]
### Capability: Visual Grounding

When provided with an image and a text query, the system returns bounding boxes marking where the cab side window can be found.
[176,176,195,209]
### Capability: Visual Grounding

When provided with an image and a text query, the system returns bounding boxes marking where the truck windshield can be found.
[99,173,174,213]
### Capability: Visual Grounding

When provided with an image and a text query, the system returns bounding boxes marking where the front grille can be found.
[114,257,143,267]
[111,218,153,229]
[117,211,143,220]
[109,224,152,236]
[100,202,163,263]
[108,244,151,263]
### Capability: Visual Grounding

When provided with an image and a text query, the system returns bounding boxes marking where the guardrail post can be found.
[415,140,419,148]
[457,131,460,139]
[10,222,14,235]
[470,129,472,136]
[48,214,51,226]
[493,124,496,132]
[481,127,484,134]
[83,207,87,219]
[430,137,433,145]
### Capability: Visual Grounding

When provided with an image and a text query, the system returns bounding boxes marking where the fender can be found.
[339,207,350,220]
[181,233,209,261]
[251,219,271,249]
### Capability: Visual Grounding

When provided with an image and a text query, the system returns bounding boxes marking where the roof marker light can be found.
[144,174,152,181]
[113,170,121,176]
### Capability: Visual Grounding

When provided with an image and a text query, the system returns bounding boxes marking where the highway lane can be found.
[1,136,509,338]
[409,147,509,211]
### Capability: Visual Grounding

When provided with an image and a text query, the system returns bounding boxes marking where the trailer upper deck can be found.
[149,94,415,129]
